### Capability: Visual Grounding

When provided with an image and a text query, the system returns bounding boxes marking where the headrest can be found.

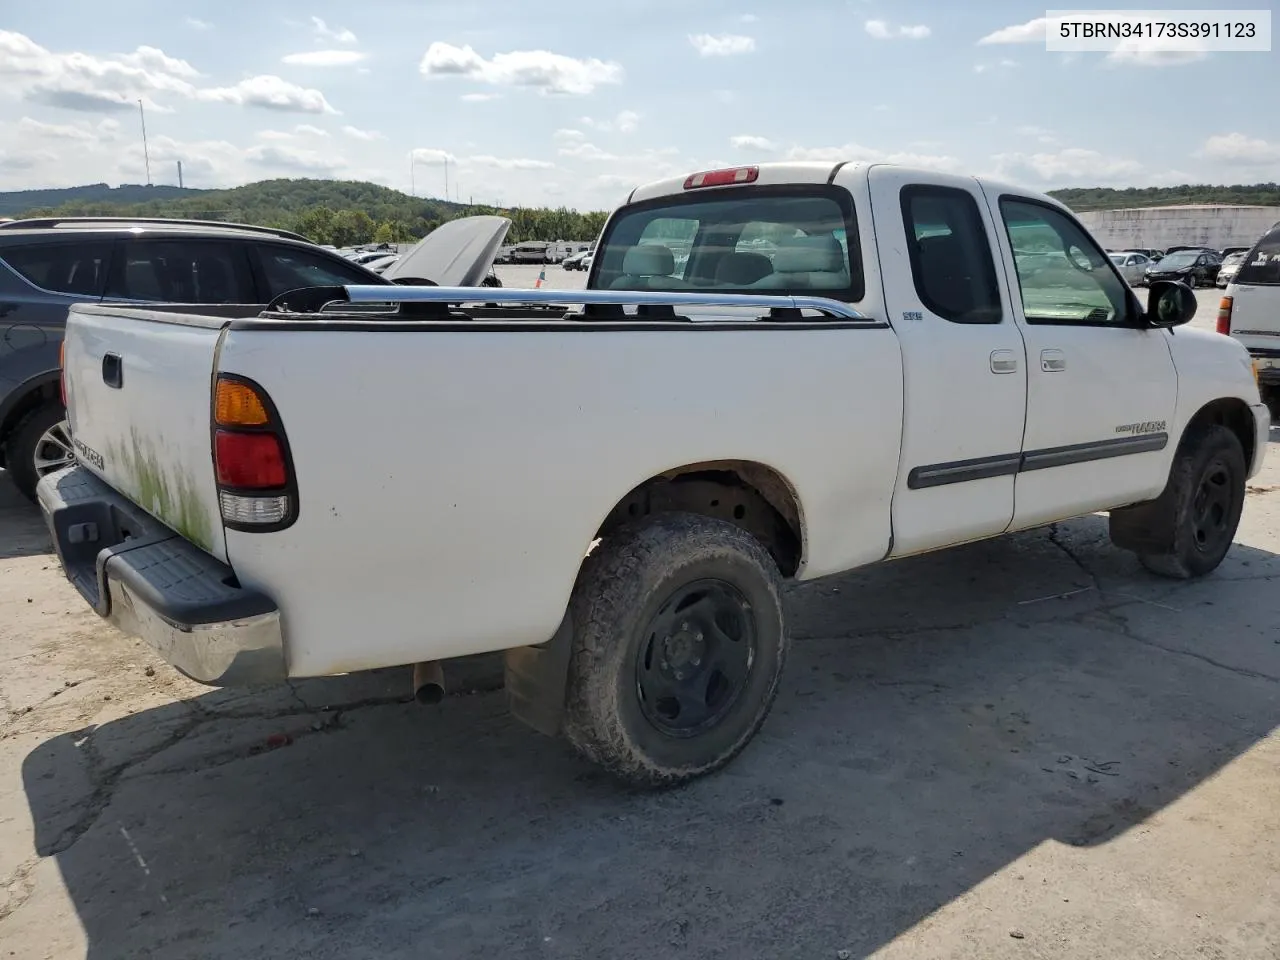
[772,234,845,274]
[622,244,675,277]
[714,251,774,285]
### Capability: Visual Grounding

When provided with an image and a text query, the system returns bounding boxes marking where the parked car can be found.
[0,215,511,502]
[1108,250,1155,286]
[0,217,385,501]
[1215,251,1248,287]
[562,250,589,271]
[345,250,397,265]
[1220,246,1251,258]
[1221,221,1280,415]
[1144,250,1221,287]
[37,162,1267,788]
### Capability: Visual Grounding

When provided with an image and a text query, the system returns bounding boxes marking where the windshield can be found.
[592,187,863,299]
[1222,252,1246,266]
[1157,253,1197,267]
[1109,254,1125,265]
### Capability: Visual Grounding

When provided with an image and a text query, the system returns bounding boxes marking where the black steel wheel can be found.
[563,512,787,788]
[1139,424,1246,579]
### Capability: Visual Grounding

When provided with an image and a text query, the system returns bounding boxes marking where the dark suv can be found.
[0,217,390,501]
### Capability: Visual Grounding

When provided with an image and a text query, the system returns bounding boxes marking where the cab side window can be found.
[1000,198,1133,326]
[899,185,1002,324]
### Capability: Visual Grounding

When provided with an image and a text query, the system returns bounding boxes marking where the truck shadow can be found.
[19,508,1280,959]
[0,474,51,559]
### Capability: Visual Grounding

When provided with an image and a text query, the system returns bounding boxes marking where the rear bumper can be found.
[36,465,286,686]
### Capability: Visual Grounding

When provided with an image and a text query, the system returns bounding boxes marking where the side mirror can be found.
[1146,279,1197,329]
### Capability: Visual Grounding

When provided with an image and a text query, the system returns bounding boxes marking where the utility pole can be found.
[177,160,183,188]
[138,100,152,186]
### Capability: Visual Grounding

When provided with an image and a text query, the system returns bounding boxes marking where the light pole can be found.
[137,100,152,186]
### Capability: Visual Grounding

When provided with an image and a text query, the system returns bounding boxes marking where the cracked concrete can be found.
[2,423,1279,958]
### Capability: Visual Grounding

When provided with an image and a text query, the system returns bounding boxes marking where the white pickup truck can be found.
[38,162,1269,787]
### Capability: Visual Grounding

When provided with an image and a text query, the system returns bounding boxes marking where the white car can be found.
[39,161,1268,788]
[1108,250,1154,286]
[1221,221,1280,416]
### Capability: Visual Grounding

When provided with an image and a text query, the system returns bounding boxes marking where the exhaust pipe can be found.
[412,661,445,705]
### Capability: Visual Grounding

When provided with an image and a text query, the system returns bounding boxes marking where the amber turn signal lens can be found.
[215,379,269,426]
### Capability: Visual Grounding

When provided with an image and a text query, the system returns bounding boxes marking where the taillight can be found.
[683,166,759,189]
[212,375,296,529]
[1217,296,1233,335]
[59,341,66,406]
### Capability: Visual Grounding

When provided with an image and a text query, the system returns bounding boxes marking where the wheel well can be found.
[1181,397,1255,467]
[595,461,805,577]
[0,379,59,467]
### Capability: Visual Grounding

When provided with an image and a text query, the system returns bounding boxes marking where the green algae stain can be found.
[108,426,215,553]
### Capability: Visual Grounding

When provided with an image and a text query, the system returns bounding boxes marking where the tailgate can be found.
[1228,283,1280,354]
[64,304,228,561]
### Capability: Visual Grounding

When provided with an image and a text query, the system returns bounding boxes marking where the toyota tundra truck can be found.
[37,162,1270,787]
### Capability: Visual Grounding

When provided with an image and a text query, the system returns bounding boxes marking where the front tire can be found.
[562,513,788,788]
[1138,425,1246,579]
[5,402,72,503]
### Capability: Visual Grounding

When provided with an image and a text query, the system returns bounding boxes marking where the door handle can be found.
[990,349,1018,374]
[1041,349,1066,373]
[102,352,123,389]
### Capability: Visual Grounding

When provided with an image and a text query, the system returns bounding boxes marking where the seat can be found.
[194,256,234,303]
[753,235,849,290]
[713,251,774,286]
[608,243,681,290]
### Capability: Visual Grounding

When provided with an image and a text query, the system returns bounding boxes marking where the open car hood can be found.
[382,215,512,286]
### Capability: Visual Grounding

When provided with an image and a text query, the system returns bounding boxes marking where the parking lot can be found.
[1,279,1277,959]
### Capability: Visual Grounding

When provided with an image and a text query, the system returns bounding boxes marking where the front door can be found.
[985,192,1179,530]
[868,168,1029,557]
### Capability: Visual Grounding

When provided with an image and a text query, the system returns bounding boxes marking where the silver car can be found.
[1216,251,1247,288]
[1108,250,1154,286]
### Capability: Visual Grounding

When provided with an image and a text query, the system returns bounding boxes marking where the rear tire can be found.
[1137,425,1246,579]
[562,513,788,788]
[5,402,71,503]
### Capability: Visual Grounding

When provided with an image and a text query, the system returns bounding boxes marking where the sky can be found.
[0,0,1276,211]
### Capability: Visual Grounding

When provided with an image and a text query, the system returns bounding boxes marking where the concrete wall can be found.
[1075,205,1280,251]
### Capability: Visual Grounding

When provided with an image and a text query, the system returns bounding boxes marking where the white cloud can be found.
[1016,125,1057,145]
[865,20,931,40]
[460,92,501,102]
[17,117,96,141]
[740,14,759,23]
[420,42,623,95]
[974,59,1018,73]
[581,110,640,133]
[785,142,960,171]
[558,141,619,162]
[688,34,756,56]
[198,75,337,114]
[412,147,456,165]
[730,135,777,151]
[977,18,1047,44]
[991,148,1143,184]
[1197,133,1280,166]
[1107,41,1208,67]
[0,147,58,171]
[553,128,587,142]
[282,50,367,67]
[468,155,555,170]
[311,17,356,44]
[0,30,199,112]
[342,125,385,141]
[186,17,211,30]
[246,143,341,174]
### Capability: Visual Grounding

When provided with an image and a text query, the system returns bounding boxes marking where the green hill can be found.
[1048,183,1280,211]
[0,177,607,246]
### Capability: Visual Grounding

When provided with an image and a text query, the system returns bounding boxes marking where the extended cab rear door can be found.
[864,166,1029,556]
[983,190,1178,529]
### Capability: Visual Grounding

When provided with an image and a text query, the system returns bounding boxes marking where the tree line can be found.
[4,177,611,247]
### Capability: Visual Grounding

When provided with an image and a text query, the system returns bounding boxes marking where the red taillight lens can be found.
[683,166,759,189]
[215,430,286,489]
[1217,296,1233,335]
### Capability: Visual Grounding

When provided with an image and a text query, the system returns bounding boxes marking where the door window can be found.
[999,198,1133,326]
[256,245,380,299]
[899,185,1002,324]
[0,241,112,296]
[1237,228,1280,285]
[105,240,255,303]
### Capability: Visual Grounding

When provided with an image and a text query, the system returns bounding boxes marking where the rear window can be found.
[593,186,864,300]
[0,241,112,296]
[1236,228,1280,285]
